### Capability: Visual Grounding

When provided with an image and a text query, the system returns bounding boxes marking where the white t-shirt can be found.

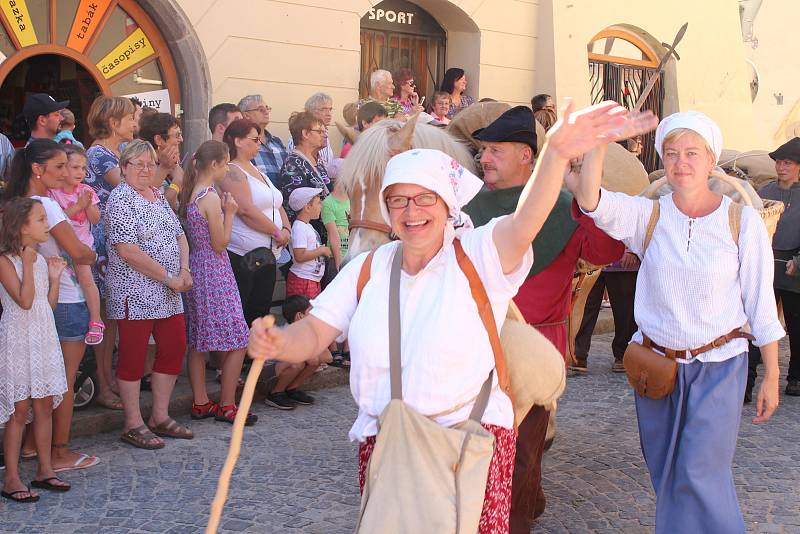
[32,196,85,303]
[290,219,324,282]
[310,217,533,442]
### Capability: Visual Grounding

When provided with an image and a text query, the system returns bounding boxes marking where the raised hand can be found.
[21,246,38,265]
[546,99,657,160]
[222,192,238,215]
[76,190,93,210]
[46,256,67,279]
[159,144,180,170]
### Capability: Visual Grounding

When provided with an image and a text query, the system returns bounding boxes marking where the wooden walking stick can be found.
[206,315,275,534]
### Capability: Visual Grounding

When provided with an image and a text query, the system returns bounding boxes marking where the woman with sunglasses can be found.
[391,68,425,116]
[138,112,184,212]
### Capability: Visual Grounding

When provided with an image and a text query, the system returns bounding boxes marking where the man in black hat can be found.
[23,93,70,144]
[464,106,624,531]
[747,137,800,398]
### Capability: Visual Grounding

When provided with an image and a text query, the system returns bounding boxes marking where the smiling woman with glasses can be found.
[277,111,331,224]
[103,139,195,450]
[139,112,184,213]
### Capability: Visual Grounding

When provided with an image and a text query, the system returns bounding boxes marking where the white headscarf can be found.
[380,149,484,240]
[654,111,723,163]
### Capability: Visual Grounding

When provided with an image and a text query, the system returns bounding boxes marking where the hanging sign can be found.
[67,0,113,53]
[96,27,154,79]
[122,88,170,113]
[0,0,38,47]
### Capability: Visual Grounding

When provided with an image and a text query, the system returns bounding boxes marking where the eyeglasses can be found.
[385,193,438,209]
[309,128,328,134]
[166,130,183,139]
[246,136,261,142]
[404,80,415,86]
[127,162,157,172]
[245,105,271,114]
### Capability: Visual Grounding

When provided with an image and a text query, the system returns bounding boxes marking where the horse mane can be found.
[339,119,477,196]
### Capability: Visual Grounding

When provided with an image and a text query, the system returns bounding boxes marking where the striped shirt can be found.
[252,131,288,186]
[586,189,784,362]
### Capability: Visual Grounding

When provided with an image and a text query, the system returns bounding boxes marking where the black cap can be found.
[471,105,538,154]
[769,137,800,163]
[23,93,70,126]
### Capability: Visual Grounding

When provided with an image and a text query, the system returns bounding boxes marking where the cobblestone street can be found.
[2,334,798,533]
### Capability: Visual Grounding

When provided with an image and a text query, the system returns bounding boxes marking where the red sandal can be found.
[215,403,258,426]
[190,400,220,420]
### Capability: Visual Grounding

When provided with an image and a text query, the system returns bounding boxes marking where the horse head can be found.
[339,117,476,261]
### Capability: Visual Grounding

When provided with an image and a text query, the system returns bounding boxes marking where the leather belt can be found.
[642,328,755,360]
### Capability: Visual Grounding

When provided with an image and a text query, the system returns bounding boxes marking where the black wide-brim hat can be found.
[472,105,538,154]
[769,137,800,162]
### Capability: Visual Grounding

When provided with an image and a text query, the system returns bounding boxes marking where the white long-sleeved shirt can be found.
[310,218,532,442]
[586,189,785,363]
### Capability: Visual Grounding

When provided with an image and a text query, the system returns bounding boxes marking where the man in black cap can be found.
[747,137,800,398]
[464,106,624,531]
[23,93,69,144]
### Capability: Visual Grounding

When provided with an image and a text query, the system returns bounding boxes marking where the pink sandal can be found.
[85,321,105,345]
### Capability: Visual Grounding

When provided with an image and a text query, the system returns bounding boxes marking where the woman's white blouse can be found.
[586,189,784,362]
[310,218,533,442]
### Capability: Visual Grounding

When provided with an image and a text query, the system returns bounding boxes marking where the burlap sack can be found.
[602,142,650,196]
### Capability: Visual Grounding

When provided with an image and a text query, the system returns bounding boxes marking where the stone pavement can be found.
[2,334,798,533]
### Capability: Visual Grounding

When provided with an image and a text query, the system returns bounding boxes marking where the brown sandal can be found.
[148,418,194,440]
[120,425,165,450]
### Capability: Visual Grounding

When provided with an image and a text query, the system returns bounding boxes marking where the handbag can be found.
[623,342,678,400]
[354,244,498,534]
[241,246,276,272]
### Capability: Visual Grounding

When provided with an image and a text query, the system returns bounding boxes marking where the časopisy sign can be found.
[96,27,154,79]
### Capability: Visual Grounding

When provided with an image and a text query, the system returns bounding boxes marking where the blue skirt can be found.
[634,353,747,534]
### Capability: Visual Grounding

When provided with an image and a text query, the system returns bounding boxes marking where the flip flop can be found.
[53,453,100,473]
[20,450,37,460]
[31,477,71,492]
[1,487,39,503]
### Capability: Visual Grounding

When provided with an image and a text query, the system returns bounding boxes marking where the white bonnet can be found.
[654,111,723,163]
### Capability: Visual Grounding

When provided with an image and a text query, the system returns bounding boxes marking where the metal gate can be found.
[360,30,446,102]
[589,60,664,172]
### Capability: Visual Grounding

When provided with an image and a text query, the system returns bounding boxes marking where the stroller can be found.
[73,346,98,410]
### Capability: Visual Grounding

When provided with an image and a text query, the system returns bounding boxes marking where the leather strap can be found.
[349,219,393,235]
[642,328,755,360]
[356,251,375,302]
[453,240,514,413]
[388,242,494,422]
[643,199,660,254]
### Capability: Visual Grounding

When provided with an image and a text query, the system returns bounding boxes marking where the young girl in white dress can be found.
[0,197,70,502]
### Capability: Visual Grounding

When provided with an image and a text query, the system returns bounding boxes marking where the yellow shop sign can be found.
[1,0,38,47]
[96,27,154,79]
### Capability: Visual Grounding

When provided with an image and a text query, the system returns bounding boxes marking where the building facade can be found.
[0,0,786,158]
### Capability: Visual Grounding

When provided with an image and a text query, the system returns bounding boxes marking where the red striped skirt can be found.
[358,423,517,533]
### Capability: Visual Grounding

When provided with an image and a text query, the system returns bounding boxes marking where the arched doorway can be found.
[0,0,181,146]
[588,26,665,172]
[360,0,447,102]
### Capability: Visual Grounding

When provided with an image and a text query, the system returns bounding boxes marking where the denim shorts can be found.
[54,302,89,342]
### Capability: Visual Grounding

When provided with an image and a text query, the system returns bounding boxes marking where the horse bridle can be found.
[348,218,393,236]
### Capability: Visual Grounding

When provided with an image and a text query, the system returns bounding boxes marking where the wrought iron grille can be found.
[360,30,446,102]
[589,60,664,173]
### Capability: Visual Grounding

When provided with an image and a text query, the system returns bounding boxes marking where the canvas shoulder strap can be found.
[453,240,513,407]
[642,199,660,256]
[728,201,742,247]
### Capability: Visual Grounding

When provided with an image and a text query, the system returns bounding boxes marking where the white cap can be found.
[288,187,323,212]
[379,148,483,226]
[654,111,723,163]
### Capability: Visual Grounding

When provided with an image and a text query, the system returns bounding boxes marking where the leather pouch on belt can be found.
[623,342,678,400]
